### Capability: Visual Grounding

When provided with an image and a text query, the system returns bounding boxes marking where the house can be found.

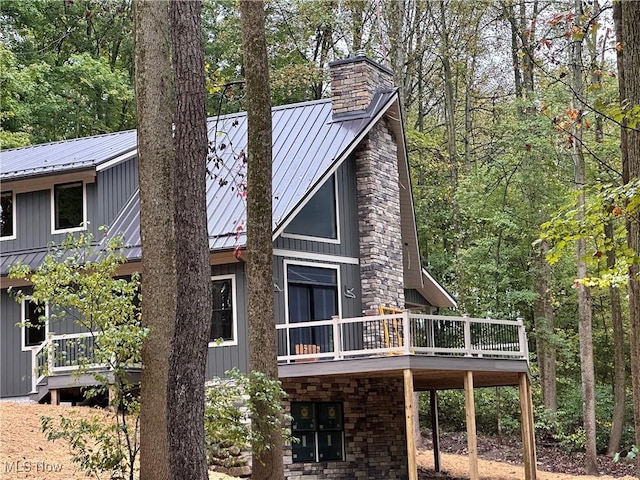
[0,55,536,480]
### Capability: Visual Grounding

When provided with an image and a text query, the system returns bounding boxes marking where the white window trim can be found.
[0,190,16,241]
[208,274,238,347]
[51,181,88,235]
[281,175,341,245]
[21,298,49,352]
[283,259,342,328]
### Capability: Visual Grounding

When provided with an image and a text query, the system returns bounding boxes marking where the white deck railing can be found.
[276,313,529,364]
[30,332,101,394]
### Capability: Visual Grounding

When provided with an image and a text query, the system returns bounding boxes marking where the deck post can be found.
[430,389,441,472]
[50,389,59,405]
[463,371,479,480]
[403,369,418,480]
[519,372,537,480]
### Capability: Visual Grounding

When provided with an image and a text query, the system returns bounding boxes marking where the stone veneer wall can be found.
[355,118,405,311]
[282,376,408,480]
[329,55,405,312]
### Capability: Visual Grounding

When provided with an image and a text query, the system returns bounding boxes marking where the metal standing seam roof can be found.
[0,129,138,181]
[0,92,457,309]
[104,96,389,260]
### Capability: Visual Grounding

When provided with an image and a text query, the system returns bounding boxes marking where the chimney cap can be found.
[328,55,394,76]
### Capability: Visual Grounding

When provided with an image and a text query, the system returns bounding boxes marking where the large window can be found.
[287,264,338,355]
[209,275,236,346]
[284,176,338,241]
[291,402,344,462]
[52,182,85,232]
[22,299,48,350]
[0,191,15,239]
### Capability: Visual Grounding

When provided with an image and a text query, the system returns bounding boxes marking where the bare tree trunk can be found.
[239,1,284,479]
[605,221,626,456]
[534,243,557,412]
[570,3,598,472]
[133,2,174,479]
[437,0,462,306]
[620,1,640,475]
[167,1,212,479]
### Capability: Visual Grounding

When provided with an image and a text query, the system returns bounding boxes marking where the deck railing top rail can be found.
[276,312,529,364]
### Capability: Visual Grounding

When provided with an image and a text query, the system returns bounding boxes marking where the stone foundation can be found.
[282,376,408,480]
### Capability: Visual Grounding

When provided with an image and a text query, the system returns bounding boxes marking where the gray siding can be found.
[0,289,32,397]
[274,156,359,258]
[206,262,248,378]
[274,257,363,356]
[1,158,138,253]
[2,182,98,251]
[0,290,92,399]
[96,158,139,229]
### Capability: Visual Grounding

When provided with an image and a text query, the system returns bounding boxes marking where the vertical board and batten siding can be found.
[272,153,364,354]
[205,262,248,379]
[1,183,98,252]
[0,287,86,398]
[273,156,359,258]
[1,289,32,397]
[1,158,138,254]
[95,158,139,229]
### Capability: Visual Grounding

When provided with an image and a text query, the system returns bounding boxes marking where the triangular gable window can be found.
[284,176,337,241]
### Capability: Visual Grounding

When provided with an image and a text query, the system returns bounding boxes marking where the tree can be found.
[569,0,598,473]
[0,0,135,144]
[132,1,175,480]
[620,0,640,475]
[167,1,212,479]
[10,233,144,480]
[239,1,284,478]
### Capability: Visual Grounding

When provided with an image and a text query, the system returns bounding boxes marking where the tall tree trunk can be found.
[133,2,174,480]
[620,1,640,475]
[605,221,626,456]
[570,3,598,473]
[437,0,462,306]
[167,1,212,479]
[534,243,557,411]
[239,1,283,479]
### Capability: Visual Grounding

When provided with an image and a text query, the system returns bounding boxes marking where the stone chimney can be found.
[329,53,394,116]
[329,55,405,311]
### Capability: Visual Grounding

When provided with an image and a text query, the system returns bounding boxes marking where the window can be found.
[291,402,344,462]
[286,264,338,355]
[284,176,338,241]
[0,191,15,239]
[209,275,236,346]
[22,299,48,350]
[52,182,85,232]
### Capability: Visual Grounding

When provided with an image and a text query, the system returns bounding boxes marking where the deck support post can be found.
[50,389,59,405]
[403,369,418,480]
[519,372,537,480]
[463,371,479,480]
[430,389,441,472]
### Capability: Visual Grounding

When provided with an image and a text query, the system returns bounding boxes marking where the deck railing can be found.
[276,313,529,364]
[30,332,101,394]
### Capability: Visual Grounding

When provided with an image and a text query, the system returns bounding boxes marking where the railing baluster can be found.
[332,315,341,360]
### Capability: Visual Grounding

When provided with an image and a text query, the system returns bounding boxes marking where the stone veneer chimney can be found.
[329,55,405,311]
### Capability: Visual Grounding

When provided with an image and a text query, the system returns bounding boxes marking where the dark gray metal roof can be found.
[0,130,138,181]
[1,95,393,272]
[108,96,391,260]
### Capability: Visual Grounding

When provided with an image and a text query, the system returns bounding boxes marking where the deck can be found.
[30,313,530,401]
[276,312,530,389]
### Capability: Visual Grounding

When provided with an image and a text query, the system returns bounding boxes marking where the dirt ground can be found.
[0,402,638,480]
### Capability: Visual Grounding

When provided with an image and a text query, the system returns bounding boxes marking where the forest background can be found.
[1,0,639,471]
